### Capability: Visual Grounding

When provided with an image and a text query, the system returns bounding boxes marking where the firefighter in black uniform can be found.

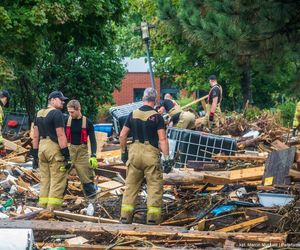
[161,99,195,129]
[31,91,71,210]
[119,87,172,225]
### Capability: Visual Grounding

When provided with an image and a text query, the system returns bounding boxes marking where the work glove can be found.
[30,148,39,169]
[161,155,174,174]
[121,147,128,164]
[60,147,72,172]
[89,156,98,169]
[209,112,214,122]
[292,127,297,137]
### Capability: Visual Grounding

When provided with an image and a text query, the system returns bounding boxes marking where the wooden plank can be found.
[3,139,28,153]
[6,155,26,163]
[164,167,264,185]
[271,140,289,150]
[27,206,119,224]
[36,243,161,249]
[180,185,224,191]
[0,220,286,245]
[187,160,225,170]
[212,155,267,162]
[216,216,268,232]
[182,95,208,110]
[229,166,265,181]
[245,208,282,227]
[99,149,121,159]
[54,211,119,224]
[98,180,124,195]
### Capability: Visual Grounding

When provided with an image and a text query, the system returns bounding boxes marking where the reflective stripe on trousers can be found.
[121,204,134,212]
[148,206,161,215]
[39,197,63,205]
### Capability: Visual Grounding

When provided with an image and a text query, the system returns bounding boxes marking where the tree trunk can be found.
[19,74,36,124]
[240,56,253,106]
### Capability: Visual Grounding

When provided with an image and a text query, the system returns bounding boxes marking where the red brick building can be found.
[113,58,161,106]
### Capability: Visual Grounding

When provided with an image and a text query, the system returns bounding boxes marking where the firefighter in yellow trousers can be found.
[119,88,173,225]
[0,90,10,149]
[161,99,195,129]
[66,100,99,200]
[31,91,71,210]
[292,101,300,137]
[202,75,223,129]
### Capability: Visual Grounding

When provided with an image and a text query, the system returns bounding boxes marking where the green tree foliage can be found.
[36,43,125,119]
[157,0,299,106]
[0,0,126,121]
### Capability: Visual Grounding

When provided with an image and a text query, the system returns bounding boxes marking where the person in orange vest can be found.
[31,91,70,210]
[66,100,99,200]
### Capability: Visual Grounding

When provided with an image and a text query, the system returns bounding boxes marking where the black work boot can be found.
[83,182,98,199]
[120,216,133,224]
[146,213,161,225]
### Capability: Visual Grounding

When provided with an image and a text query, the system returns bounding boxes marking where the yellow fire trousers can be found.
[293,101,300,129]
[176,111,196,129]
[38,138,67,210]
[69,144,94,184]
[121,142,163,224]
[203,103,222,128]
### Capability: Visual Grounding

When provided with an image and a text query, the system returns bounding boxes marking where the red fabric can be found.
[66,126,88,144]
[7,120,18,127]
[66,126,72,143]
[80,128,88,144]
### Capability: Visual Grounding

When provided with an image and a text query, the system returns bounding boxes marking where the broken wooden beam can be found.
[212,155,267,162]
[0,220,287,245]
[164,166,265,185]
[26,206,119,224]
[182,95,208,111]
[3,139,28,153]
[216,216,268,232]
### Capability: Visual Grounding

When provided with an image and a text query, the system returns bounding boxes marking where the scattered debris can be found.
[0,112,299,249]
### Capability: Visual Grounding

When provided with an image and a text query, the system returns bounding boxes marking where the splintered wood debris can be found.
[0,117,299,249]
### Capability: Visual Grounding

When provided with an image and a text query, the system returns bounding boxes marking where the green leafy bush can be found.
[276,101,296,127]
[96,103,113,123]
[243,106,262,121]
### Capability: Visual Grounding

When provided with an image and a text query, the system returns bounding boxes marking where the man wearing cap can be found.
[201,75,223,129]
[161,99,195,130]
[0,90,10,149]
[119,87,172,225]
[66,99,99,200]
[31,90,71,210]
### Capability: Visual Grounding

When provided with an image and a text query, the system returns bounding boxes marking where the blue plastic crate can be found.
[94,123,113,136]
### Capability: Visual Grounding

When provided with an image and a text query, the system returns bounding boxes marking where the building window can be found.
[133,88,145,102]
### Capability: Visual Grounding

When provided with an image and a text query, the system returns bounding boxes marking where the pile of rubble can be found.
[0,114,300,249]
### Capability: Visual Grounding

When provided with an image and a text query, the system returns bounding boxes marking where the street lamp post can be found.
[140,22,155,90]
